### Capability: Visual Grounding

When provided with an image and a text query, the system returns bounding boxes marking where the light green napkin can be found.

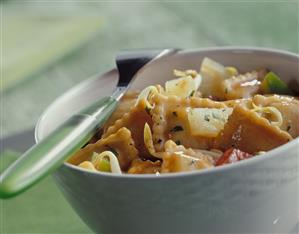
[0,151,91,233]
[2,8,102,92]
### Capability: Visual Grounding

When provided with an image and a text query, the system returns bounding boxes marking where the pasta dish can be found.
[69,57,299,174]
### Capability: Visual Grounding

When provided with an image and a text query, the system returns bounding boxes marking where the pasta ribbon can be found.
[251,102,283,127]
[216,105,292,153]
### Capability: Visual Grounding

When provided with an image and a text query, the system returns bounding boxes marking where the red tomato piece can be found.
[216,148,253,166]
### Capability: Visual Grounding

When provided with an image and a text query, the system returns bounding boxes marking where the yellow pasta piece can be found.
[78,161,97,171]
[102,99,154,158]
[128,159,161,174]
[103,91,139,132]
[223,98,252,108]
[224,95,299,138]
[161,140,214,173]
[69,127,138,171]
[68,143,96,166]
[253,95,299,138]
[163,140,215,163]
[216,105,293,154]
[161,153,213,173]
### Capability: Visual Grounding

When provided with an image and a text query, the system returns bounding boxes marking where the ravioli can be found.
[216,105,293,153]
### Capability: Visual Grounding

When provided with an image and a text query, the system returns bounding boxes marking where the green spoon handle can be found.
[0,96,117,198]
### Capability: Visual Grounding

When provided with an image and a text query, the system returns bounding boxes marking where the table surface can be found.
[1,1,298,233]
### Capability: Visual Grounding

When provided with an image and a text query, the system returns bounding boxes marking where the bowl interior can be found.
[36,47,299,141]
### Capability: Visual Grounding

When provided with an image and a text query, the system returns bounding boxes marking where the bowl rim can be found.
[35,46,299,179]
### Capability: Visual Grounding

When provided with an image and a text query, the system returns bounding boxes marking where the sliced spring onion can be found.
[261,72,293,95]
[187,108,233,137]
[251,102,283,127]
[93,152,111,172]
[135,85,159,109]
[92,151,122,174]
[165,70,202,98]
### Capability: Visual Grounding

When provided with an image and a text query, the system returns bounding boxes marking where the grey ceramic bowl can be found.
[35,47,299,234]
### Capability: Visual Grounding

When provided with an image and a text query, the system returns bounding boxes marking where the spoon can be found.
[0,48,179,198]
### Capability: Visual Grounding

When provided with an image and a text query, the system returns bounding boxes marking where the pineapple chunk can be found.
[199,57,227,98]
[187,108,233,137]
[165,70,202,98]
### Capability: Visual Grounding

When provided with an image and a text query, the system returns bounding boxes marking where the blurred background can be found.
[1,1,298,233]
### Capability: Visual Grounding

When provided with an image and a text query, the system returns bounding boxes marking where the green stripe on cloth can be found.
[2,9,102,92]
[0,150,91,233]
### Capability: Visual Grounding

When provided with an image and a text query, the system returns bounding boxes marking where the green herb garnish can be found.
[204,115,210,122]
[170,125,184,132]
[145,106,151,115]
[189,90,195,97]
[175,140,181,145]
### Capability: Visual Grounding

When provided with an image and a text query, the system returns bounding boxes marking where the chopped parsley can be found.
[175,140,181,145]
[189,90,195,97]
[204,115,210,122]
[145,106,151,115]
[188,159,196,166]
[170,125,184,132]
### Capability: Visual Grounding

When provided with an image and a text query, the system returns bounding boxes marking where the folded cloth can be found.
[0,150,90,233]
[2,8,102,92]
